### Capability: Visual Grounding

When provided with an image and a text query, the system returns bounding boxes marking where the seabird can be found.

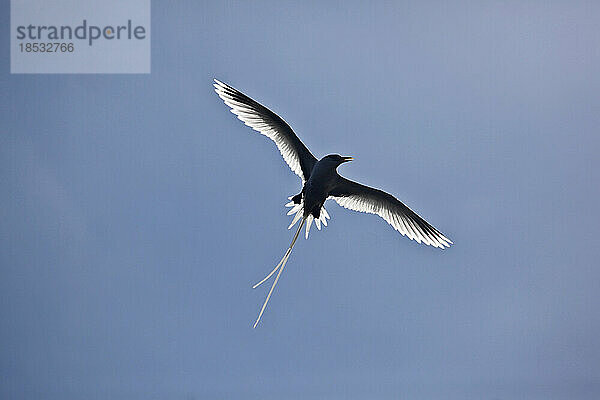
[213,79,452,327]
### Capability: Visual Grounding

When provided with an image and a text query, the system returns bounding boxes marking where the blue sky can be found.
[1,1,599,399]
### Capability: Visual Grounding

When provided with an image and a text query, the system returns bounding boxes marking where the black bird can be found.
[214,79,452,327]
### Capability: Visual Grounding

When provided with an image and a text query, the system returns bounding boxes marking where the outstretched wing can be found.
[330,177,452,249]
[214,79,318,182]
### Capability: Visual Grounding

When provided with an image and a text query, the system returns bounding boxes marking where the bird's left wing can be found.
[330,177,452,249]
[214,79,318,182]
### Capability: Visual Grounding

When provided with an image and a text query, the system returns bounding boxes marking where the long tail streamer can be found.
[252,217,306,328]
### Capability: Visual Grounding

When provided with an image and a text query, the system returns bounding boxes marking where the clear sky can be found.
[1,1,599,399]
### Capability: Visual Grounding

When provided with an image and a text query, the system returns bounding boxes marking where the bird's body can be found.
[303,156,347,219]
[213,79,452,327]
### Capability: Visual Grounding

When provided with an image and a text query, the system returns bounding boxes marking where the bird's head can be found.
[323,154,354,167]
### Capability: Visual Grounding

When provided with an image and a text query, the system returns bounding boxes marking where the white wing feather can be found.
[332,195,452,249]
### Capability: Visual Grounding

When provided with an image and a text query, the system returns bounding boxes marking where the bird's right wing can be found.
[214,79,318,182]
[330,177,452,249]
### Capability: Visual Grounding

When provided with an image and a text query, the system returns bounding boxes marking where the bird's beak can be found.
[342,156,354,163]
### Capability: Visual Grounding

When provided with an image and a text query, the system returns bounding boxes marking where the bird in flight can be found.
[213,79,452,327]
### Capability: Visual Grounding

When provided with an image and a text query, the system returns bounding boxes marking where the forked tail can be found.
[252,216,306,328]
